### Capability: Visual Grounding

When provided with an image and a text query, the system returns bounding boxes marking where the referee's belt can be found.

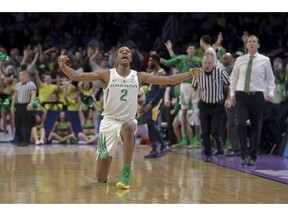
[237,91,263,96]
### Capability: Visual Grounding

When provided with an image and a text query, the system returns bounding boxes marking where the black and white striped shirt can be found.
[15,81,37,104]
[191,66,230,104]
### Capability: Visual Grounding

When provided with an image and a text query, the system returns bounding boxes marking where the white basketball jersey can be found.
[102,68,139,120]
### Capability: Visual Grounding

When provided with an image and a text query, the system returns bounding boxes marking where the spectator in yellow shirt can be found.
[64,83,81,111]
[35,70,58,104]
[78,81,92,96]
[57,79,76,109]
[44,93,63,111]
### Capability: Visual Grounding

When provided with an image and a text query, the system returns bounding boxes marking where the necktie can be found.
[244,56,254,93]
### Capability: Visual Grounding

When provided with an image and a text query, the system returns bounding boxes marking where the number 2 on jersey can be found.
[120,89,128,101]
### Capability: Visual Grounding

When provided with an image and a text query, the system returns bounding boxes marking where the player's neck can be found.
[117,65,131,76]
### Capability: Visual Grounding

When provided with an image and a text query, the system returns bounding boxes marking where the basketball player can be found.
[58,46,202,190]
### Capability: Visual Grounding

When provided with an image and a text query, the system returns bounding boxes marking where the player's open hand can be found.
[189,68,203,77]
[164,40,173,50]
[242,31,249,44]
[58,55,69,68]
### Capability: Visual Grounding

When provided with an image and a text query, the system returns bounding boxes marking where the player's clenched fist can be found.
[189,68,203,77]
[58,55,69,68]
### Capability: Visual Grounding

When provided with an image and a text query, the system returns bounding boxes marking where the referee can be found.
[192,53,230,162]
[11,71,37,146]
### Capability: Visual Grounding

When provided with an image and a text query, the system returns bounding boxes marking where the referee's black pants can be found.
[15,103,33,144]
[235,91,265,161]
[198,100,225,156]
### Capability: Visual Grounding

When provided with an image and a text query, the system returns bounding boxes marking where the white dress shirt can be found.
[229,52,275,97]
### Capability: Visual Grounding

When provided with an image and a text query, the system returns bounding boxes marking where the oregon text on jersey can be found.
[110,83,138,88]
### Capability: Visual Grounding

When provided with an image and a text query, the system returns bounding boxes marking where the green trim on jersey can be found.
[105,88,110,103]
[98,133,112,159]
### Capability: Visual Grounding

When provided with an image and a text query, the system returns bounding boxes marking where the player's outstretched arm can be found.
[138,68,202,86]
[58,55,108,83]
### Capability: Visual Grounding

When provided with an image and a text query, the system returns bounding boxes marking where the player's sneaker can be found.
[116,174,130,189]
[172,138,187,148]
[144,149,159,158]
[189,137,202,148]
[225,138,232,150]
[157,144,170,157]
[116,164,131,189]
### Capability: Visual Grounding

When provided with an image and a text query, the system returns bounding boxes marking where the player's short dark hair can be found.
[185,43,196,50]
[201,35,212,45]
[150,54,160,64]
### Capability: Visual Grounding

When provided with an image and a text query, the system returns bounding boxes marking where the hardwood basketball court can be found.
[0,144,287,204]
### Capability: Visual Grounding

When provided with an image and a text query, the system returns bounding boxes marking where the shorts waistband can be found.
[104,117,134,122]
[104,117,123,122]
